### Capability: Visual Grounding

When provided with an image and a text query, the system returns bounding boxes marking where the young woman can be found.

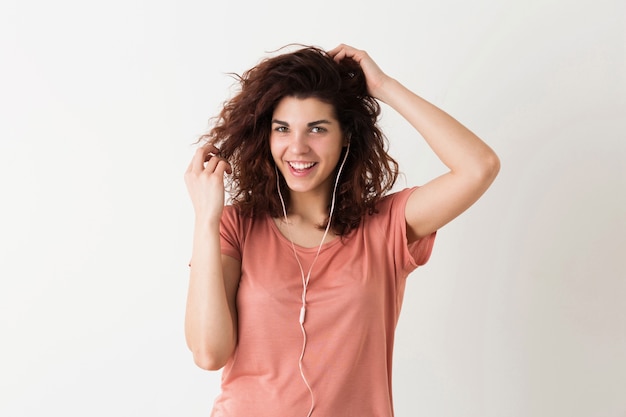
[184,44,500,416]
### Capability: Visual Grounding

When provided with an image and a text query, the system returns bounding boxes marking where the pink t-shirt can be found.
[213,187,435,416]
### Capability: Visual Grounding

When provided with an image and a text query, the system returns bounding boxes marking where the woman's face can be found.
[270,96,347,199]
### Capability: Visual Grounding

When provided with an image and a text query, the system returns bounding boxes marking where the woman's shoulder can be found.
[359,187,415,234]
[374,187,417,214]
[221,204,246,231]
[222,204,240,217]
[221,204,266,234]
[221,204,239,221]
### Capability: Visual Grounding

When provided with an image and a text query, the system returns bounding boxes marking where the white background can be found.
[1,0,624,416]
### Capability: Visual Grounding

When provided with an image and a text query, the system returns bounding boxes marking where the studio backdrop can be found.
[0,0,624,416]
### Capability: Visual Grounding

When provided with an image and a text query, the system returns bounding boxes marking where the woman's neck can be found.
[286,191,331,226]
[275,190,338,248]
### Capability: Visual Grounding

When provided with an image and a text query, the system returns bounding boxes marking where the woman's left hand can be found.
[327,44,392,100]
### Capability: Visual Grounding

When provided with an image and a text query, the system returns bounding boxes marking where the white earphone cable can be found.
[276,143,350,417]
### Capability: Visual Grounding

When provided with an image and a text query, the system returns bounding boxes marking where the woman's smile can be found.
[287,161,318,176]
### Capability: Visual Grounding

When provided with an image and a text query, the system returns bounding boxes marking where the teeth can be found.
[289,162,315,170]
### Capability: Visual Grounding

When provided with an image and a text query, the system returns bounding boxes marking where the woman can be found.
[184,44,500,416]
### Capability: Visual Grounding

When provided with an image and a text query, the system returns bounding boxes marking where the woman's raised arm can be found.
[329,44,500,242]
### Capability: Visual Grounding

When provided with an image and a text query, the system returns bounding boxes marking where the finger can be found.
[202,157,231,179]
[328,44,362,63]
[202,153,221,173]
[203,154,231,176]
[202,144,221,161]
[327,44,343,58]
[329,47,346,62]
[214,159,232,177]
[328,43,354,55]
[187,144,220,173]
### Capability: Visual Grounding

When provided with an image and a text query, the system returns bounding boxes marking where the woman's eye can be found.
[311,126,326,133]
[274,126,288,133]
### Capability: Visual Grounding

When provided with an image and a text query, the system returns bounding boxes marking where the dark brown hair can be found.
[201,45,399,236]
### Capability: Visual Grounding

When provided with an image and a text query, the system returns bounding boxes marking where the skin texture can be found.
[184,44,500,370]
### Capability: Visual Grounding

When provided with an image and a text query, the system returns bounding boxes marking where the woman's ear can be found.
[343,132,351,147]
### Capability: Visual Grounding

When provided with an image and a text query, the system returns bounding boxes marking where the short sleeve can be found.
[409,228,436,266]
[220,205,243,261]
[374,187,436,274]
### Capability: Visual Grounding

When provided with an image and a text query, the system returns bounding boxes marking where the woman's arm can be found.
[329,44,500,241]
[184,145,240,370]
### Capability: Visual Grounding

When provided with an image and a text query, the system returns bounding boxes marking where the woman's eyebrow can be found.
[307,119,332,127]
[271,119,333,127]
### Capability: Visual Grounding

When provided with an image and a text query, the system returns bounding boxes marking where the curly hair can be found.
[201,45,399,236]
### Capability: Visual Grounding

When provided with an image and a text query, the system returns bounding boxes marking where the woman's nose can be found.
[289,132,310,154]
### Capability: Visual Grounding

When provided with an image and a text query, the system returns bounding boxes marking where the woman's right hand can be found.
[184,144,232,224]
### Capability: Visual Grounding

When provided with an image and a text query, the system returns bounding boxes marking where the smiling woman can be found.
[270,97,346,203]
[183,44,499,417]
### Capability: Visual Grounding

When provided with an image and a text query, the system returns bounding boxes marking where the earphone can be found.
[276,142,350,417]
